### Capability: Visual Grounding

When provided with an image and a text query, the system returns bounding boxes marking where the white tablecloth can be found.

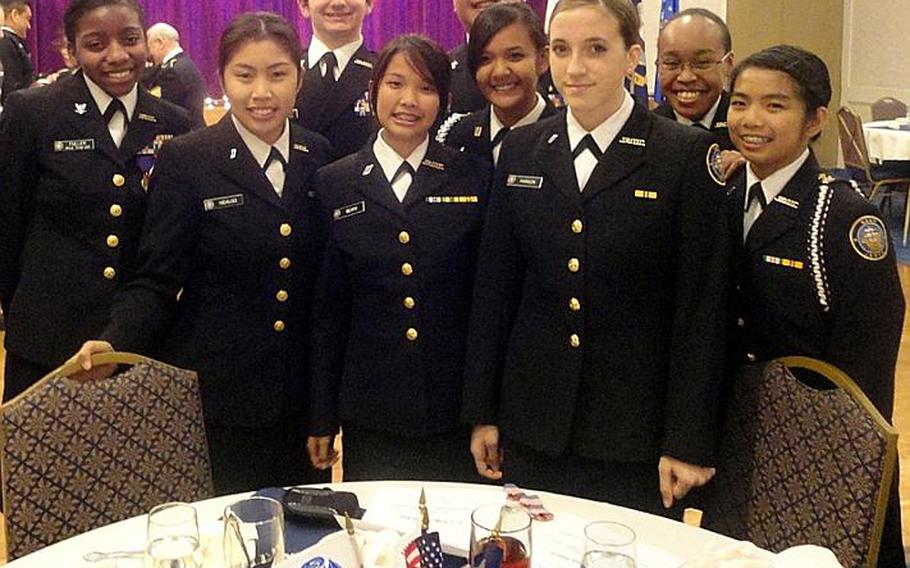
[863,119,910,163]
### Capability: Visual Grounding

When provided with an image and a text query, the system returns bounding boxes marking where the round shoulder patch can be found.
[705,143,725,187]
[849,215,889,261]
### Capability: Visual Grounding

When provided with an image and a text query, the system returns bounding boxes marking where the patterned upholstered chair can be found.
[706,357,897,568]
[0,352,214,559]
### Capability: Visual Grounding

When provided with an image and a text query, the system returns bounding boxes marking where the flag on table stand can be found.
[403,531,445,568]
[653,0,680,104]
[628,0,649,106]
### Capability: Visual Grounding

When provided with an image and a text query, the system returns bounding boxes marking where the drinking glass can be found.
[469,503,532,568]
[223,496,286,568]
[580,521,637,568]
[145,502,202,568]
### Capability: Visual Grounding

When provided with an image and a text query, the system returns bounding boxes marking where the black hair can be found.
[64,0,145,44]
[730,45,830,141]
[218,12,303,79]
[467,2,547,79]
[662,8,731,53]
[0,0,29,12]
[550,0,640,49]
[369,34,450,124]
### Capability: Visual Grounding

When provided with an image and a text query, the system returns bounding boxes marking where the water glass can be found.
[580,521,636,568]
[223,496,286,568]
[469,503,532,568]
[145,502,202,568]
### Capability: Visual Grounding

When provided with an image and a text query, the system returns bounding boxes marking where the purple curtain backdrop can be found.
[28,0,547,97]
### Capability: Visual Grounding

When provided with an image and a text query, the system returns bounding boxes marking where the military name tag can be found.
[426,195,479,204]
[506,174,544,190]
[334,200,366,221]
[203,193,245,212]
[763,255,804,270]
[54,138,95,152]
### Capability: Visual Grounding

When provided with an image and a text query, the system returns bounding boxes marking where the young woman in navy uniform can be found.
[75,12,332,493]
[0,0,192,400]
[307,35,492,481]
[461,0,730,516]
[294,0,376,160]
[724,45,905,566]
[437,2,557,167]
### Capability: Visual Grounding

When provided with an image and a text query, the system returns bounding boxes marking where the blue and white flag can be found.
[654,0,680,103]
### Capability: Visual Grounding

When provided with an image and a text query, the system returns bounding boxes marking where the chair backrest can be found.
[837,106,874,180]
[706,356,897,568]
[0,352,214,559]
[871,97,908,121]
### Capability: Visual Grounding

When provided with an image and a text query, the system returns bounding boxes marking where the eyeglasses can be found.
[658,52,731,74]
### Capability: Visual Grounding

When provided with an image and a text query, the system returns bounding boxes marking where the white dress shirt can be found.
[232,115,291,197]
[373,130,429,202]
[566,92,634,191]
[489,93,547,166]
[84,74,137,148]
[307,36,363,80]
[743,148,810,241]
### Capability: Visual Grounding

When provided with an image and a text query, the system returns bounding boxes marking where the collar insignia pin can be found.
[74,103,88,115]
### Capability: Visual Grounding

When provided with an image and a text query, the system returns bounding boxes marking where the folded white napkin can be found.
[681,541,843,568]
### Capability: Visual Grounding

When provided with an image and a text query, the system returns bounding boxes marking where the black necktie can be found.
[747,181,767,210]
[264,147,287,172]
[103,98,128,126]
[391,161,415,185]
[491,126,511,148]
[572,134,602,159]
[320,52,337,84]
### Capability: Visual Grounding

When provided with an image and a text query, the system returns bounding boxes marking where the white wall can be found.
[544,0,728,94]
[841,0,910,121]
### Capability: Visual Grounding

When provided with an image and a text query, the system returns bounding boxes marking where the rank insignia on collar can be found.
[74,103,88,115]
[353,58,374,69]
[714,121,727,129]
[450,60,459,70]
[230,148,238,160]
[706,143,726,187]
[773,196,800,209]
[547,134,559,145]
[362,163,375,176]
[817,172,836,184]
[293,143,309,153]
[422,158,445,171]
[474,126,483,138]
[149,86,162,98]
[850,215,888,261]
[138,113,157,123]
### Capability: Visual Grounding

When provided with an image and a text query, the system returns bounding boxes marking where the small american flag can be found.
[403,531,445,568]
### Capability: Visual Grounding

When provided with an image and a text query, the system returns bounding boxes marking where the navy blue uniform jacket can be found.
[654,91,733,150]
[309,140,492,437]
[102,116,332,428]
[0,72,192,376]
[462,106,730,466]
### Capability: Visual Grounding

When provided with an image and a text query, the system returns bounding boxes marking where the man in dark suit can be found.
[294,0,376,159]
[0,0,33,105]
[654,8,734,150]
[144,23,206,128]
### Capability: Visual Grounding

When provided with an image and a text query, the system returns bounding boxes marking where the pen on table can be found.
[344,512,364,568]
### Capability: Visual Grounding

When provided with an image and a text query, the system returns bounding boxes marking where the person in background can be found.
[437,2,557,167]
[294,0,376,159]
[462,0,729,516]
[725,44,905,566]
[0,0,192,401]
[144,22,206,128]
[307,34,491,482]
[75,11,333,494]
[36,32,80,85]
[0,0,33,105]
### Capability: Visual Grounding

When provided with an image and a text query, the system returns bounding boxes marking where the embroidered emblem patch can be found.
[333,200,366,221]
[850,215,888,261]
[706,143,725,186]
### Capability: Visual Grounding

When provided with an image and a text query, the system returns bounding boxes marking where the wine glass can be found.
[145,502,202,568]
[580,521,636,568]
[223,496,286,568]
[469,503,532,568]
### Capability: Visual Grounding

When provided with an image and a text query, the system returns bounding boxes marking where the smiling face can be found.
[657,15,732,122]
[549,4,640,131]
[475,22,547,126]
[222,38,300,145]
[728,67,827,179]
[376,52,441,158]
[298,0,372,48]
[70,5,147,98]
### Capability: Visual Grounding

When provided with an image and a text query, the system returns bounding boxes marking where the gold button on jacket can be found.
[567,258,580,273]
[103,267,116,280]
[569,334,581,348]
[279,223,292,237]
[401,262,414,276]
[112,174,126,187]
[109,204,123,217]
[571,219,584,234]
[274,320,286,332]
[406,328,419,341]
[106,235,120,248]
[569,298,581,312]
[279,257,292,270]
[276,290,289,302]
[398,231,411,244]
[403,296,416,309]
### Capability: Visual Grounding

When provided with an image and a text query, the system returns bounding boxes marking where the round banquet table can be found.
[4,481,743,567]
[862,119,910,164]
